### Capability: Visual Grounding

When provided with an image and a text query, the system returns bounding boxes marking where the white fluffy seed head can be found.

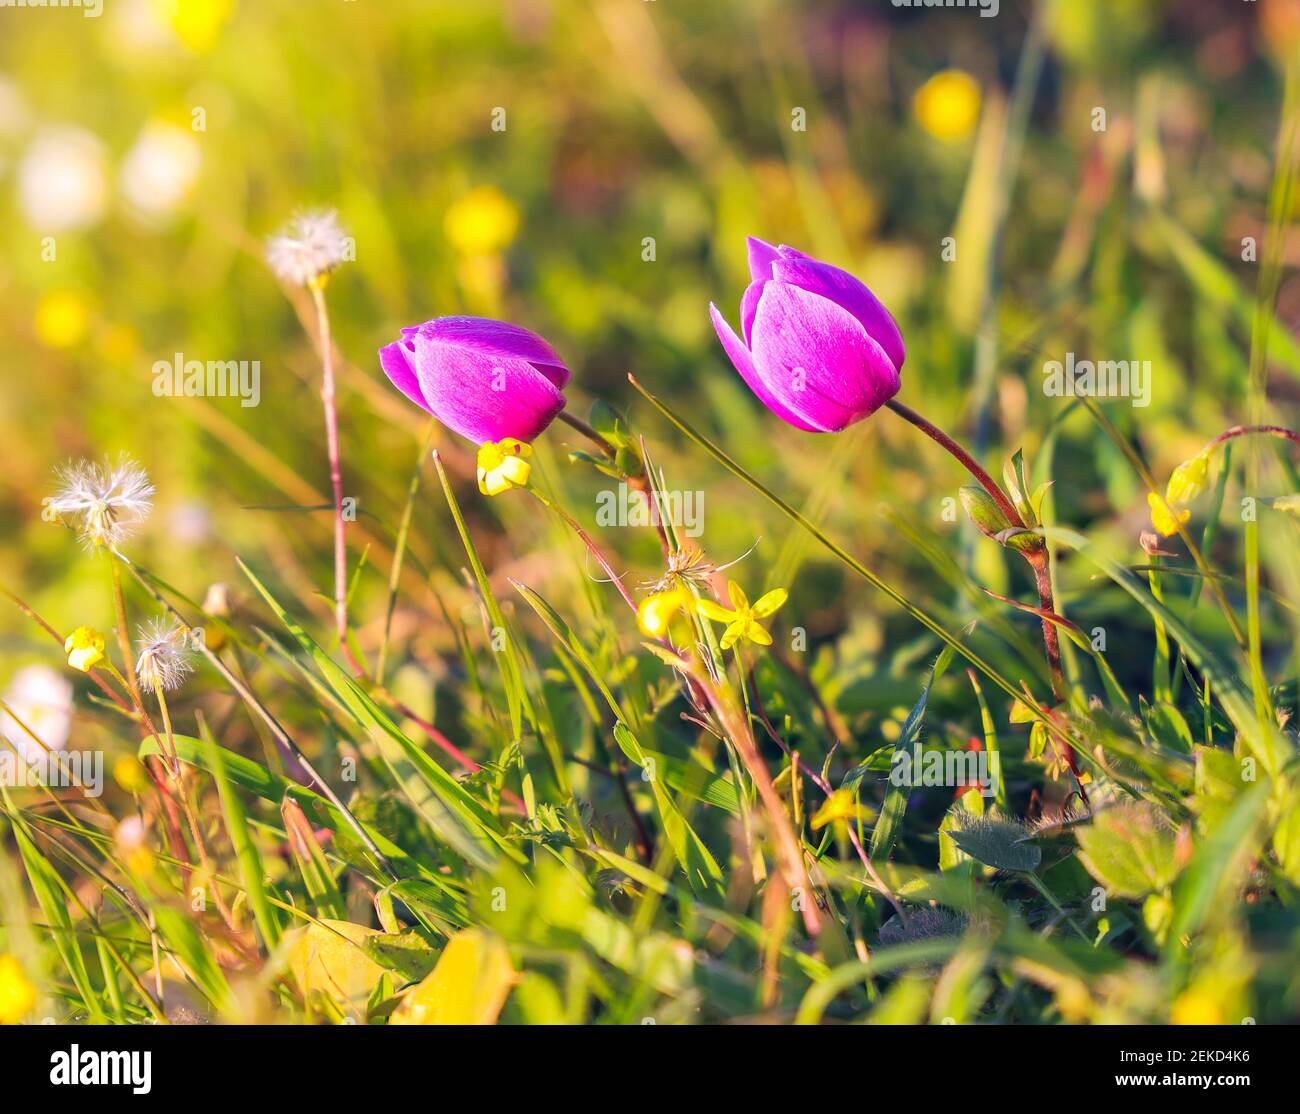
[134,618,193,694]
[49,456,154,551]
[265,209,351,286]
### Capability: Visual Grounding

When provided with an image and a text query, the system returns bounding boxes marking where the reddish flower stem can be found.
[886,398,1087,805]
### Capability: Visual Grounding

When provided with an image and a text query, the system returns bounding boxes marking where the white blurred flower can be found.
[0,666,73,764]
[17,126,108,231]
[167,500,211,545]
[120,122,201,220]
[0,76,30,136]
[266,210,352,286]
[49,456,154,551]
[107,0,177,56]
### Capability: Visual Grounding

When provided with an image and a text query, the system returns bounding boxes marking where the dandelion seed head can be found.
[49,456,153,551]
[266,209,351,286]
[134,618,193,694]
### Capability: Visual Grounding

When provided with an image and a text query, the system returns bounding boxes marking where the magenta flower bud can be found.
[709,237,905,432]
[379,316,569,444]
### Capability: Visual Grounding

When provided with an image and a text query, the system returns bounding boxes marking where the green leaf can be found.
[947,814,1041,873]
[1167,781,1269,955]
[432,452,530,742]
[1076,802,1180,899]
[868,643,957,862]
[2,793,104,1021]
[201,719,282,950]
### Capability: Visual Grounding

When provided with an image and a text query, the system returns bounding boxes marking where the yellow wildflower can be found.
[476,439,532,496]
[1171,988,1224,1026]
[64,626,106,672]
[696,581,788,651]
[913,70,982,142]
[636,588,690,638]
[445,186,520,257]
[1147,492,1190,538]
[35,290,89,349]
[0,955,37,1024]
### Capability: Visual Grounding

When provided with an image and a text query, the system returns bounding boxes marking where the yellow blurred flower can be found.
[1147,492,1190,538]
[1171,988,1224,1025]
[35,291,90,349]
[913,70,982,142]
[0,955,37,1024]
[636,588,690,638]
[1166,451,1212,507]
[445,186,520,257]
[113,754,149,793]
[152,0,232,53]
[476,438,532,496]
[64,626,106,672]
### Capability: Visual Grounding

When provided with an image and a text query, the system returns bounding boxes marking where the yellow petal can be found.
[390,929,514,1025]
[695,598,735,624]
[1147,492,1190,537]
[637,590,688,637]
[64,626,106,672]
[751,588,789,618]
[1165,452,1211,507]
[727,580,750,612]
[719,624,741,651]
[744,622,773,647]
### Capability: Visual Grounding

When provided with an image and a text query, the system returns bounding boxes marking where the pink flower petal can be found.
[708,303,828,432]
[749,282,900,432]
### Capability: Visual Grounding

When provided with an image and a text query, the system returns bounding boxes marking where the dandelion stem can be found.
[308,280,356,670]
[110,560,144,711]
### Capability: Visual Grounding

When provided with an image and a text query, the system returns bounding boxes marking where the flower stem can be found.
[308,280,355,669]
[555,408,672,557]
[887,398,1088,804]
[556,410,615,459]
[886,399,1026,528]
[1207,423,1300,451]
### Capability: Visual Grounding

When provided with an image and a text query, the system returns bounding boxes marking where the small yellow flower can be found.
[113,754,149,793]
[810,789,872,832]
[445,186,520,257]
[64,626,106,672]
[35,290,90,349]
[1147,491,1191,537]
[696,581,788,651]
[636,588,690,638]
[913,69,982,142]
[477,439,532,496]
[0,954,37,1025]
